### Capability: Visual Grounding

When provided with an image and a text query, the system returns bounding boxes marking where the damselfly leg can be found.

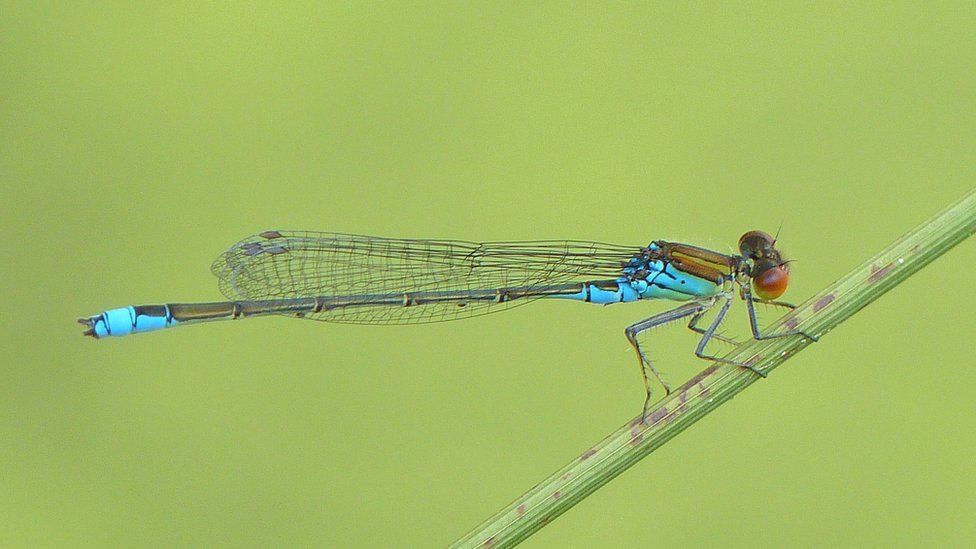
[629,290,819,419]
[626,298,747,418]
[742,286,820,342]
[626,301,705,414]
[688,294,767,377]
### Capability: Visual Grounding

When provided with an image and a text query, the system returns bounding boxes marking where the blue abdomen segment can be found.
[552,281,643,304]
[88,305,177,338]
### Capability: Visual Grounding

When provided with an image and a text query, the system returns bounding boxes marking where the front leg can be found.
[742,285,820,342]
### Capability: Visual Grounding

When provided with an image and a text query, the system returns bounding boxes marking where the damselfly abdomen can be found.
[81,230,815,415]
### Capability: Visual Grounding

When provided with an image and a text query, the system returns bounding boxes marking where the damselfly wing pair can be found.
[81,230,816,416]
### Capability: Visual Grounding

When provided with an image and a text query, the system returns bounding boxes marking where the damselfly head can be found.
[739,230,790,299]
[738,230,778,260]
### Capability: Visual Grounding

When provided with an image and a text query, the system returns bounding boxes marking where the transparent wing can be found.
[211,230,640,324]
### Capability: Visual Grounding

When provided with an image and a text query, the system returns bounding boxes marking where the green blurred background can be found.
[3,2,974,547]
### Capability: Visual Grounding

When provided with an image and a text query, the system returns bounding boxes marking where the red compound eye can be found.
[753,264,789,300]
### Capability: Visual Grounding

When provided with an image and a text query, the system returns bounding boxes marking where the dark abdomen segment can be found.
[80,281,614,338]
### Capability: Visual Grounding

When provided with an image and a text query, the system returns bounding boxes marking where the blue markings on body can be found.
[91,306,177,338]
[648,262,722,299]
[551,250,722,305]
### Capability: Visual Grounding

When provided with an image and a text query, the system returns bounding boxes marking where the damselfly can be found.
[81,230,816,415]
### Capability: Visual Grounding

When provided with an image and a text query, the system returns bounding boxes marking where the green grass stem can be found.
[450,188,976,548]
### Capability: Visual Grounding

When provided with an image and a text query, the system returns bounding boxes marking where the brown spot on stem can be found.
[685,364,721,387]
[813,293,835,312]
[868,262,895,283]
[629,424,644,445]
[648,406,670,424]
